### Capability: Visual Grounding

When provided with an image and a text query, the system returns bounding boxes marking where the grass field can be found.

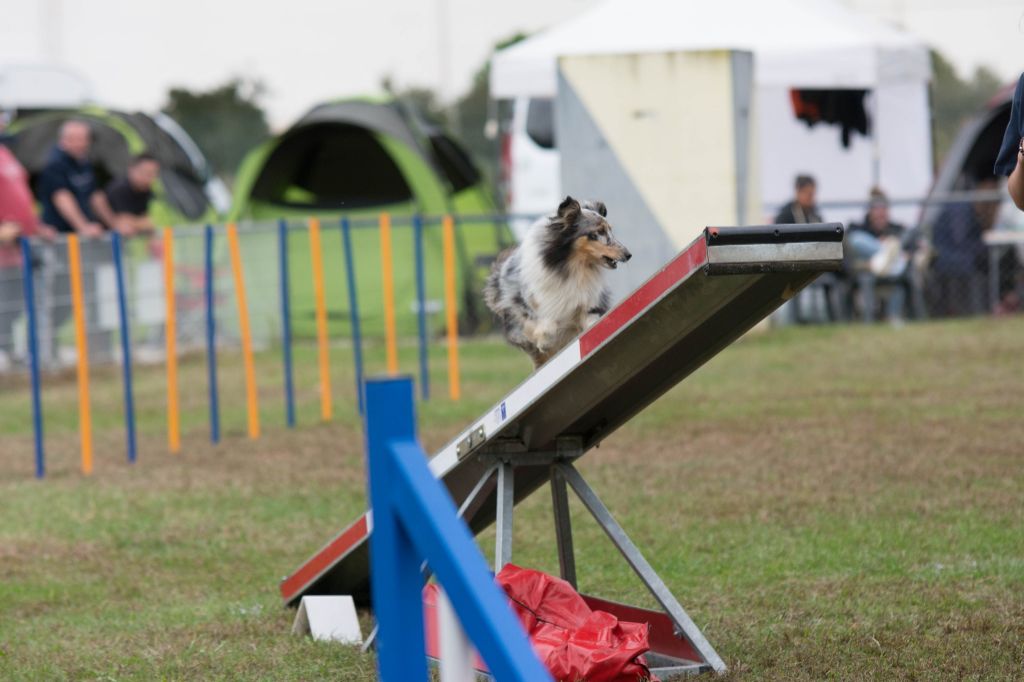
[1,317,1022,680]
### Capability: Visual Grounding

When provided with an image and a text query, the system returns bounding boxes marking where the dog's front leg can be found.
[529,318,560,355]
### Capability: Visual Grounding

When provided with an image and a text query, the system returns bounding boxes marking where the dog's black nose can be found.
[623,250,632,262]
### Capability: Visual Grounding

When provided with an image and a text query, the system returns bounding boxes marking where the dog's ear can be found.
[591,201,607,217]
[556,196,581,225]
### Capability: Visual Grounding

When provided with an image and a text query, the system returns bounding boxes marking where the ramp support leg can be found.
[549,467,577,588]
[556,462,726,674]
[457,464,499,521]
[495,461,514,570]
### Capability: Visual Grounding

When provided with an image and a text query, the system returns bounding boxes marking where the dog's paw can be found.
[529,319,557,351]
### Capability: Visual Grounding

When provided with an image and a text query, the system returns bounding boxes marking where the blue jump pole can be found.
[20,238,44,479]
[340,217,365,414]
[278,219,296,428]
[204,224,220,444]
[365,376,553,682]
[412,215,430,401]
[111,233,137,464]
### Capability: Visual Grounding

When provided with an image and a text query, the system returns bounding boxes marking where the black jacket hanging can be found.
[790,89,871,148]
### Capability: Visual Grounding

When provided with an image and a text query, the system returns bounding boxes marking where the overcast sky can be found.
[1,0,1022,129]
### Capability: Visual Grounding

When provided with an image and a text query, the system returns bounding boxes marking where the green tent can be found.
[8,106,228,226]
[229,99,494,221]
[229,99,507,343]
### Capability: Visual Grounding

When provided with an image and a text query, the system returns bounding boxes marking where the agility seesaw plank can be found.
[282,222,844,603]
[281,223,844,667]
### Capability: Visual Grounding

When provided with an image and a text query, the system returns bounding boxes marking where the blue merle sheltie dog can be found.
[484,196,631,367]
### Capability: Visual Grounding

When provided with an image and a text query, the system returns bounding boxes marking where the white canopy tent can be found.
[0,64,93,111]
[491,0,933,222]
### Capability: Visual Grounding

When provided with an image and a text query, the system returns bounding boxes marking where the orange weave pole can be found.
[442,216,461,400]
[379,213,399,375]
[67,234,93,474]
[226,223,260,439]
[163,227,180,453]
[308,217,332,421]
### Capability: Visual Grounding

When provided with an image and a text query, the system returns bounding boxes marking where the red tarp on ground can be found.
[495,564,658,682]
[423,565,660,680]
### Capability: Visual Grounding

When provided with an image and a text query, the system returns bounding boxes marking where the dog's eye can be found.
[587,233,599,241]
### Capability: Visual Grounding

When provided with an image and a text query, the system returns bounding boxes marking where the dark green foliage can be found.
[162,78,272,181]
[931,50,1004,167]
[384,32,530,190]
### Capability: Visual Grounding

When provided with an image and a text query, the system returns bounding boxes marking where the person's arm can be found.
[108,213,153,235]
[130,213,155,233]
[0,221,21,244]
[1008,139,1024,211]
[90,191,130,235]
[53,189,104,237]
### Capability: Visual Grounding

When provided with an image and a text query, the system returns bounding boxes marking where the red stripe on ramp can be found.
[280,514,369,601]
[580,238,707,357]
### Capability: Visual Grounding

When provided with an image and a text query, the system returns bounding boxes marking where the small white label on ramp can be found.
[291,595,362,645]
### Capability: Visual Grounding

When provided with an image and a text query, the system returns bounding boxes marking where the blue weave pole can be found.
[278,219,296,428]
[20,238,45,479]
[340,217,365,414]
[111,233,137,463]
[366,377,552,682]
[412,215,430,401]
[204,224,220,444]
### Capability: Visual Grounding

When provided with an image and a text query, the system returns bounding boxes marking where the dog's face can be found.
[551,196,631,270]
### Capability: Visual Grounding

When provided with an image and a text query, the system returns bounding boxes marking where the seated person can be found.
[930,176,997,317]
[775,175,840,322]
[847,188,924,323]
[774,174,822,224]
[104,152,159,236]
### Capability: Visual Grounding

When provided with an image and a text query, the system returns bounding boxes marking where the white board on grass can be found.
[291,595,362,645]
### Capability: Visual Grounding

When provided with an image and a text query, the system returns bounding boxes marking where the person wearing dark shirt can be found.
[37,120,121,363]
[774,174,823,224]
[775,175,832,321]
[37,120,120,237]
[104,153,159,236]
[994,73,1024,209]
[931,177,998,316]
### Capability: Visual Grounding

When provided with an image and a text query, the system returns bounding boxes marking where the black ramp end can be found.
[705,223,844,245]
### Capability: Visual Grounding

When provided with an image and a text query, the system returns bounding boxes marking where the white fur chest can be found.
[519,227,604,321]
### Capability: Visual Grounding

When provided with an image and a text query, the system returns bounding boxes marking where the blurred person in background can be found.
[930,176,998,317]
[106,152,166,363]
[847,188,925,324]
[775,174,822,224]
[0,111,43,370]
[38,120,120,364]
[775,174,841,322]
[38,120,121,237]
[104,152,159,236]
